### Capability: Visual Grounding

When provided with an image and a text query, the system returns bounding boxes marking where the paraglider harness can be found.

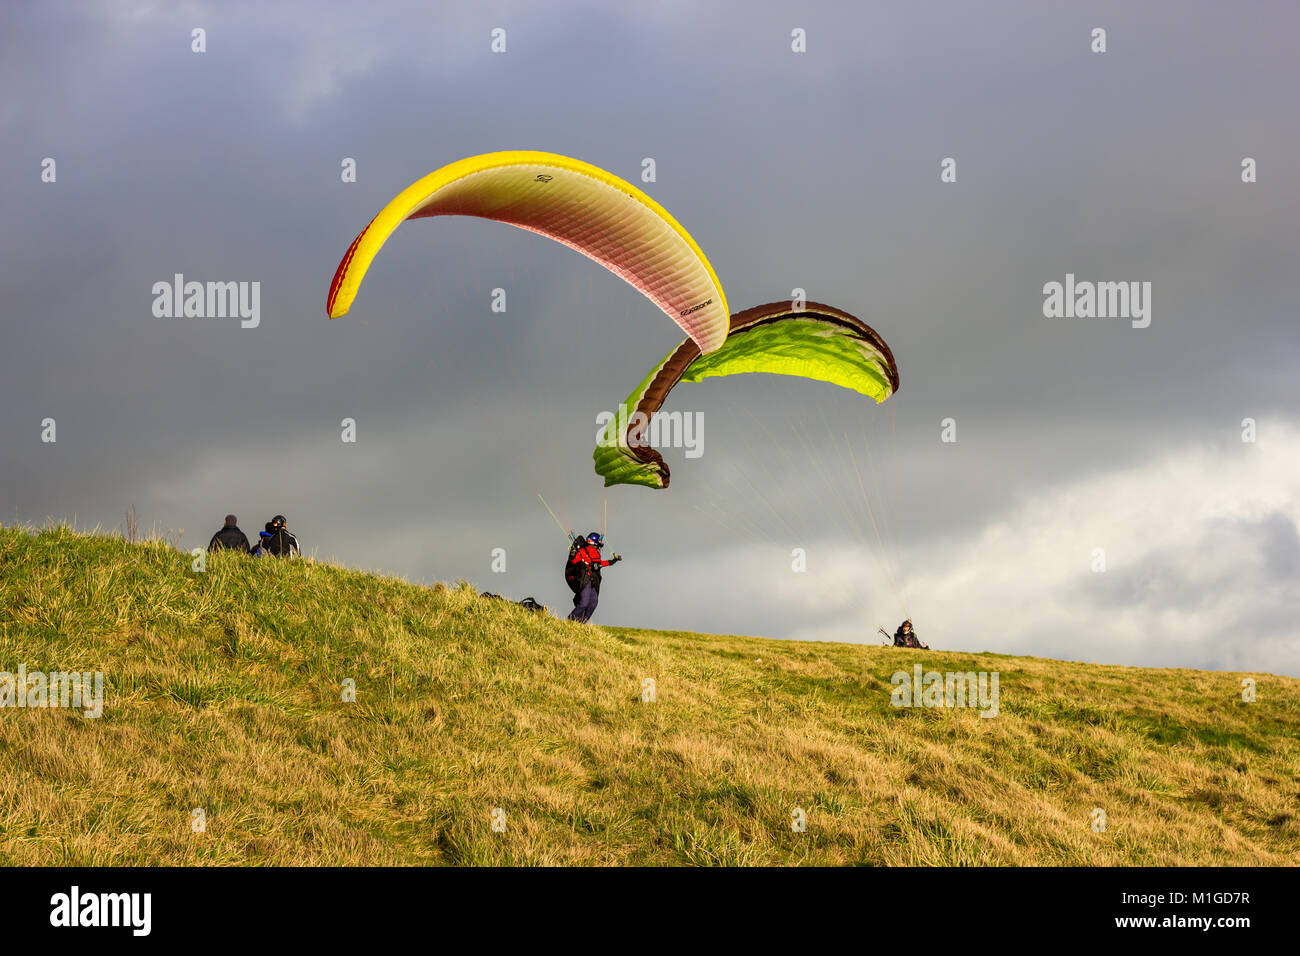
[569,541,590,595]
[565,537,592,594]
[565,533,615,594]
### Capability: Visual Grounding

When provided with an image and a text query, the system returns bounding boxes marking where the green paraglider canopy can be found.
[593,300,899,489]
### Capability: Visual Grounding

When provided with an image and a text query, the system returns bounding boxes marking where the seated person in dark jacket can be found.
[893,619,928,649]
[208,514,251,553]
[260,514,300,558]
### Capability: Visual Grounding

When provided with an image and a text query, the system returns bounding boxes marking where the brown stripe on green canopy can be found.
[593,301,900,489]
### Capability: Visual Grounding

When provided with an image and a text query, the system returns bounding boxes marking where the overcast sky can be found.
[3,1,1297,676]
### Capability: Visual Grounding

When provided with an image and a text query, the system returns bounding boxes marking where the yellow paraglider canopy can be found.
[327,150,729,353]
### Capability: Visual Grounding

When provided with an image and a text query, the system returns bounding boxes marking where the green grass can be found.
[1,524,1297,865]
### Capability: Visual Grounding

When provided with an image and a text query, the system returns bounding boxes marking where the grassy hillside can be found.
[1,525,1297,866]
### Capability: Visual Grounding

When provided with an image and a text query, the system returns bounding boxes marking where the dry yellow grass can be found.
[1,525,1296,865]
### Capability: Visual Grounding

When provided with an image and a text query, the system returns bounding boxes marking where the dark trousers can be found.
[568,584,599,623]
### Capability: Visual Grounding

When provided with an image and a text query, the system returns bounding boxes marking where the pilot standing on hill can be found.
[565,531,620,624]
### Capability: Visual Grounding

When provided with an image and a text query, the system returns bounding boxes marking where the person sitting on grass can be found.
[208,514,251,553]
[259,514,300,558]
[893,619,928,649]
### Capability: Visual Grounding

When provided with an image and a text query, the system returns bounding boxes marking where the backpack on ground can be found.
[481,592,546,614]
